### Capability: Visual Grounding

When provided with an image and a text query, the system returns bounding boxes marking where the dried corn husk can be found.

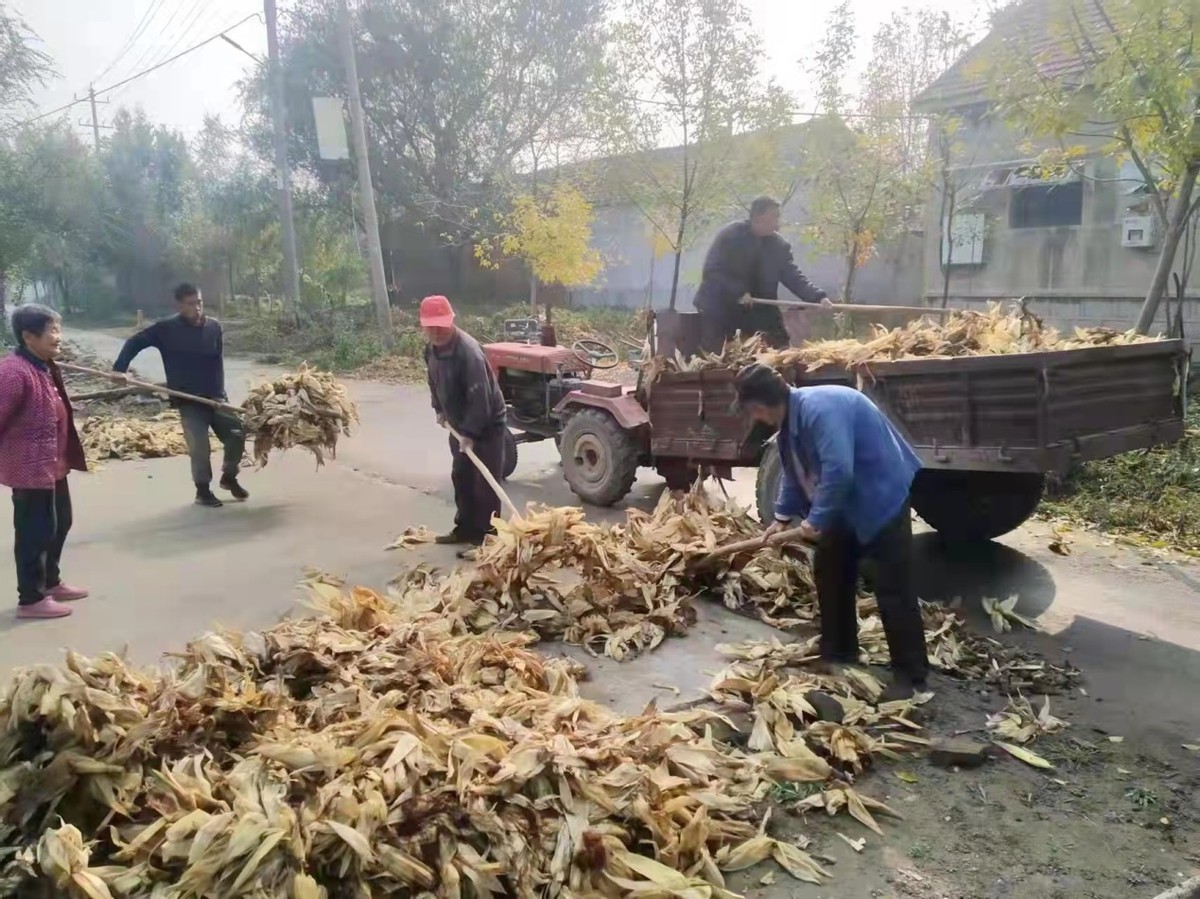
[80,411,212,464]
[761,302,1156,373]
[239,365,358,467]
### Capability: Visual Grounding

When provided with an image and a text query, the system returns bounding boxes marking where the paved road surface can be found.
[1,327,1198,747]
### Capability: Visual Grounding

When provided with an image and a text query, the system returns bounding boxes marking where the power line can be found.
[4,14,262,133]
[91,0,170,85]
[135,0,211,82]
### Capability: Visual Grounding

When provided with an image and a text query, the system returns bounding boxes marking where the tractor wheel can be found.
[501,429,518,481]
[559,409,639,507]
[911,470,1045,542]
[755,440,783,524]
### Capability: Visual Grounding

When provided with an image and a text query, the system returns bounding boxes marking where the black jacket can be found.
[693,220,826,312]
[114,314,225,405]
[425,329,507,440]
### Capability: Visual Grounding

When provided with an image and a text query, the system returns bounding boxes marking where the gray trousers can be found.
[179,404,246,487]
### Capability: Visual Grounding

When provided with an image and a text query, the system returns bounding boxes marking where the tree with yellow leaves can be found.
[476,183,603,310]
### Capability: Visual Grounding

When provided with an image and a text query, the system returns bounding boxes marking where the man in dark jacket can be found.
[114,283,248,508]
[694,196,830,352]
[422,294,508,553]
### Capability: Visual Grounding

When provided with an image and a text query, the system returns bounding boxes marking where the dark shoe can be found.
[435,530,469,545]
[195,487,223,508]
[878,678,929,704]
[810,653,858,676]
[219,475,250,501]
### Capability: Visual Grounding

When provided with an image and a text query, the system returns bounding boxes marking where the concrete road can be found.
[1,327,1198,748]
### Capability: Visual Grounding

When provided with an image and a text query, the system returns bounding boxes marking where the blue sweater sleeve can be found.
[805,404,855,531]
[774,439,810,521]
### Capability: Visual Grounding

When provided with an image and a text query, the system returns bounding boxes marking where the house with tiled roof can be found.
[911,0,1189,334]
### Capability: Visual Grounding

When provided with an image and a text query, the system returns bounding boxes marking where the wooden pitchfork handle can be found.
[695,525,814,567]
[742,295,959,316]
[56,362,245,417]
[444,423,521,521]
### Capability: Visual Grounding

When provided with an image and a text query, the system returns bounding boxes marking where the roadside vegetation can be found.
[1044,402,1200,555]
[221,302,646,381]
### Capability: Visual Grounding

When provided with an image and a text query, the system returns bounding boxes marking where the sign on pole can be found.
[312,97,350,161]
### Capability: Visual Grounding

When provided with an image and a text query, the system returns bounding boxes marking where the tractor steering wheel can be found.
[572,338,620,371]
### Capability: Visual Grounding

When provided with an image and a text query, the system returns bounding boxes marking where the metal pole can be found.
[337,0,394,348]
[264,0,302,322]
[88,85,101,152]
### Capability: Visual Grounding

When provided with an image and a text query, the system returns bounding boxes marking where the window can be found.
[1009,181,1083,229]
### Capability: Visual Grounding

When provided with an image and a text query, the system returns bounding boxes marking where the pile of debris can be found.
[392,485,1077,693]
[644,303,1155,384]
[0,485,1081,895]
[240,364,359,467]
[0,582,920,896]
[762,302,1154,373]
[79,411,205,464]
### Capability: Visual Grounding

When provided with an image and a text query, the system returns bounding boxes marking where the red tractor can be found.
[484,314,758,505]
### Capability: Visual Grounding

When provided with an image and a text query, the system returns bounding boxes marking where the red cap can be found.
[419,295,455,328]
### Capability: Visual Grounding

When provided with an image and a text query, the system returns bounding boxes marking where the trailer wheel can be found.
[755,440,783,524]
[911,470,1045,542]
[501,428,518,481]
[560,409,639,506]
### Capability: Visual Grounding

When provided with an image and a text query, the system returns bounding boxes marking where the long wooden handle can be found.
[745,296,958,316]
[57,362,244,416]
[696,525,814,566]
[445,423,522,521]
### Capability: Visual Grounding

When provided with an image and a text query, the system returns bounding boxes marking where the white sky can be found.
[14,0,992,138]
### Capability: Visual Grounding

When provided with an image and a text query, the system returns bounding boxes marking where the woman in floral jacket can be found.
[0,305,88,619]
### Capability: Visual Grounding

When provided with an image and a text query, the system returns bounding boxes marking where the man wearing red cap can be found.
[421,295,508,552]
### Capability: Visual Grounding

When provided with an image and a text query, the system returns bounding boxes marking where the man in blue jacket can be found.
[734,363,929,699]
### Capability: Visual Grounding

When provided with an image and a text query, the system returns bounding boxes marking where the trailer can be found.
[488,311,1188,542]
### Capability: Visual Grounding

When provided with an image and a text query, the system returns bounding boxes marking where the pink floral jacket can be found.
[0,349,87,489]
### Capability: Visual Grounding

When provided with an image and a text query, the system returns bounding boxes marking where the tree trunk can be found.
[1136,164,1200,334]
[530,275,539,315]
[842,244,859,302]
[668,249,684,311]
[0,267,7,320]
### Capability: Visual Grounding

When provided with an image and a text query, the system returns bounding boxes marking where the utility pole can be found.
[88,85,101,152]
[337,0,394,348]
[264,0,303,323]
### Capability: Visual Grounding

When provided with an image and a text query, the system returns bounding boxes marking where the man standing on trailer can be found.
[693,196,831,352]
[114,283,248,508]
[733,362,929,701]
[421,295,508,556]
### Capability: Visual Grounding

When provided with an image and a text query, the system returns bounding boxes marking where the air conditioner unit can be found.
[1121,215,1158,248]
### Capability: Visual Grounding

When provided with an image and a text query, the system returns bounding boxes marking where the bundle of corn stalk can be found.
[0,584,924,897]
[79,411,209,464]
[762,302,1155,373]
[643,333,767,381]
[239,364,358,466]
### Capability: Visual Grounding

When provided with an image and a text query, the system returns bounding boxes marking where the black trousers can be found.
[12,478,73,606]
[698,302,790,353]
[811,504,929,683]
[450,428,506,541]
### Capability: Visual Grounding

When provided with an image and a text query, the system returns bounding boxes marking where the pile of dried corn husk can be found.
[0,582,922,896]
[762,302,1155,373]
[239,364,358,466]
[394,483,1077,693]
[644,333,767,380]
[79,411,210,464]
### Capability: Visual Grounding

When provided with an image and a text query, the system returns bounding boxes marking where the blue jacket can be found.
[774,385,922,544]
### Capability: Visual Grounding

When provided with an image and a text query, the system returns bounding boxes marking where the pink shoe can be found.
[44,583,89,602]
[16,598,73,619]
